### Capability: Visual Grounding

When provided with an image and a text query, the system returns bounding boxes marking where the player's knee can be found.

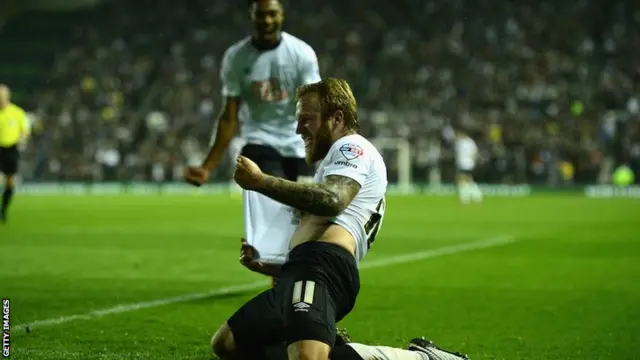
[287,340,330,360]
[211,322,237,359]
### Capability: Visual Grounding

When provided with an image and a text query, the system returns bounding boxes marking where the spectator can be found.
[18,0,640,185]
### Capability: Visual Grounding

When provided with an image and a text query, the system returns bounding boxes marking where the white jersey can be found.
[220,32,321,158]
[243,190,293,264]
[244,134,387,264]
[455,136,478,171]
[313,134,388,263]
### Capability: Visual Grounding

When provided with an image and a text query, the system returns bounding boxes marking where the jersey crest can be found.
[339,143,364,161]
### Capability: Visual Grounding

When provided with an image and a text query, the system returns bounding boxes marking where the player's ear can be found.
[333,110,345,127]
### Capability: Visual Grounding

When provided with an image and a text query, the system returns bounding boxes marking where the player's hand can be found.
[239,238,263,271]
[239,238,283,277]
[233,156,265,190]
[184,166,210,187]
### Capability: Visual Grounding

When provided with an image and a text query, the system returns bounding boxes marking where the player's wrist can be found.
[201,160,217,172]
[254,173,270,191]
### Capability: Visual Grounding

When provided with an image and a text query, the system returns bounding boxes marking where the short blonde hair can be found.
[296,78,359,132]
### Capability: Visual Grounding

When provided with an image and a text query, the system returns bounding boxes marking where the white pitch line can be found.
[14,235,515,332]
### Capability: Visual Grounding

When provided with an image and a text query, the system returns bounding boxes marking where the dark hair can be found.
[248,0,281,7]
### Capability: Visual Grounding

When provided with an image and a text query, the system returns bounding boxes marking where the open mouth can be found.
[258,25,276,34]
[303,137,312,148]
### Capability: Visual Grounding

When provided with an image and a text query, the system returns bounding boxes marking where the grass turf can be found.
[1,194,639,359]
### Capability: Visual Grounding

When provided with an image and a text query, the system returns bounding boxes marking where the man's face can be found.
[0,86,9,109]
[250,0,284,41]
[296,93,333,165]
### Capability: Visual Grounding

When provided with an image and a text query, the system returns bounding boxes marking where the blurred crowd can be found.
[16,0,640,185]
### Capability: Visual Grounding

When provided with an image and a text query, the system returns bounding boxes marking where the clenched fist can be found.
[233,156,265,190]
[184,166,210,187]
[239,237,261,268]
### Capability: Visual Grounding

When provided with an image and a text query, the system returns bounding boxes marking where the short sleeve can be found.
[220,47,241,97]
[322,141,370,186]
[298,47,321,85]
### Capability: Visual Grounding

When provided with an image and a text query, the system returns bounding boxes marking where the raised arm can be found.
[256,174,361,217]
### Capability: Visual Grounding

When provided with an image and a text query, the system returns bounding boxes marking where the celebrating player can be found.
[182,0,356,353]
[0,84,30,223]
[241,237,470,360]
[184,0,319,286]
[217,78,469,360]
[184,0,319,186]
[454,129,482,204]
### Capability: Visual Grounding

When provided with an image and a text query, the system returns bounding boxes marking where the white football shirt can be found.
[314,134,388,263]
[243,190,295,264]
[245,134,388,264]
[455,136,478,171]
[220,32,321,158]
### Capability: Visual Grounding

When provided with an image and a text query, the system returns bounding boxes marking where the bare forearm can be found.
[202,116,236,170]
[257,175,342,217]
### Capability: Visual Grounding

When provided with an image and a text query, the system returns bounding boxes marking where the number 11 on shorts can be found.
[292,280,315,312]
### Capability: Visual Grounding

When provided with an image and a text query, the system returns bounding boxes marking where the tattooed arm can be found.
[256,175,361,217]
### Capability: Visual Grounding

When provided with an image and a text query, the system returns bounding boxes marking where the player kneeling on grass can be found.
[238,237,353,360]
[238,237,468,360]
[211,78,469,360]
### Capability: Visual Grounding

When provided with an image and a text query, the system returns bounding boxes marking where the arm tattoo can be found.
[258,175,361,217]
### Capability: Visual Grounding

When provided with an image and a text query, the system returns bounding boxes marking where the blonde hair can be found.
[296,78,359,132]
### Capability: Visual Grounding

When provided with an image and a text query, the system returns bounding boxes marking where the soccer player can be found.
[183,0,356,352]
[0,84,30,223]
[454,129,482,204]
[220,78,469,360]
[184,0,319,186]
[241,238,469,360]
[184,0,319,287]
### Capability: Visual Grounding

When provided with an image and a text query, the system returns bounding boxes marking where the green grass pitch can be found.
[2,194,639,359]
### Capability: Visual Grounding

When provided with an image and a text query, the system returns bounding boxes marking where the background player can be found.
[0,84,30,223]
[183,0,320,287]
[454,129,482,204]
[184,0,320,186]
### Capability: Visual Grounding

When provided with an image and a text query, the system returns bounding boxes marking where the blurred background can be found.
[2,0,639,189]
[3,3,640,359]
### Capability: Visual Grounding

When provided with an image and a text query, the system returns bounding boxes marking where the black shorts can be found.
[227,242,360,349]
[0,145,19,175]
[457,168,473,176]
[241,144,314,181]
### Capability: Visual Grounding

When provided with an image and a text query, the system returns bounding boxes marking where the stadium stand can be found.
[4,0,639,186]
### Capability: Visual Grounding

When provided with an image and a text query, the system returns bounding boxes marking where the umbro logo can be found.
[293,302,310,312]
